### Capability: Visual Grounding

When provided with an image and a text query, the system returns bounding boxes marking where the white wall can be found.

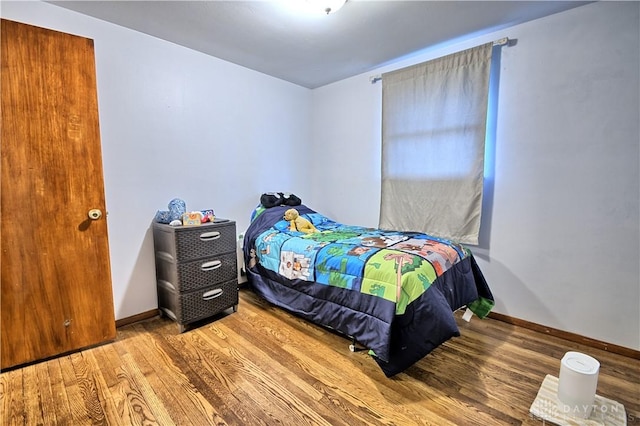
[310,1,640,350]
[1,1,313,320]
[3,1,639,351]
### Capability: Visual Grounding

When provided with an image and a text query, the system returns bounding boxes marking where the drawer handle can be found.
[200,231,221,241]
[201,260,222,271]
[157,279,176,291]
[160,308,177,321]
[156,251,175,263]
[202,288,223,300]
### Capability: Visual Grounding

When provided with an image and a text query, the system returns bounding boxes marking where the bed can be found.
[243,203,494,377]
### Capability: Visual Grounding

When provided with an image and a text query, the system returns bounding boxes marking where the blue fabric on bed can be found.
[243,204,493,377]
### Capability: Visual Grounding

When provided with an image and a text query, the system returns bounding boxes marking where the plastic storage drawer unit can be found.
[152,219,238,332]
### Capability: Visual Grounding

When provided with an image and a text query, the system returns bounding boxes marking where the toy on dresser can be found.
[154,198,216,226]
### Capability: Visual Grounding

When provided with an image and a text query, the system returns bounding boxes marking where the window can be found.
[380,43,493,245]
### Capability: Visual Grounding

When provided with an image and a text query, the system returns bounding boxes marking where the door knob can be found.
[88,209,103,220]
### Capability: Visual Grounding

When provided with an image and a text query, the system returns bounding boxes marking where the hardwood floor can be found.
[2,287,639,425]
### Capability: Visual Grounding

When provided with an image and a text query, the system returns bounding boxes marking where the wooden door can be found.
[1,19,116,370]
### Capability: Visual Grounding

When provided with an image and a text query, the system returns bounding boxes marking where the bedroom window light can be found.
[380,43,494,245]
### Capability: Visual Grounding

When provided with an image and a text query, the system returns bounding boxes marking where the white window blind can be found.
[380,42,493,245]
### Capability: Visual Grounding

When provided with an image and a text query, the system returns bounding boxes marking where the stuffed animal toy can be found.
[284,208,318,234]
[261,192,302,208]
[154,197,187,224]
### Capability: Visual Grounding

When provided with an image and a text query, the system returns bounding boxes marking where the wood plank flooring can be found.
[2,287,639,425]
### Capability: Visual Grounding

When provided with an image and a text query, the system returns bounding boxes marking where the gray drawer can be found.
[155,251,237,293]
[153,220,236,262]
[158,279,238,325]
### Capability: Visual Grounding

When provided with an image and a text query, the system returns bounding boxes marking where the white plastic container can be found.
[557,351,600,419]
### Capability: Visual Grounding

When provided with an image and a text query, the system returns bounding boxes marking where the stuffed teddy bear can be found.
[284,208,318,234]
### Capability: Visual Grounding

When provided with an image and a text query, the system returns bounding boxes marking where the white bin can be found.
[557,351,600,419]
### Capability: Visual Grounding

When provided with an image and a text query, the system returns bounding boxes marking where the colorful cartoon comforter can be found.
[243,205,494,377]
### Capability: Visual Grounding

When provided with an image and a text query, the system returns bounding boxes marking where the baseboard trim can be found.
[115,309,159,328]
[114,308,639,360]
[488,312,640,360]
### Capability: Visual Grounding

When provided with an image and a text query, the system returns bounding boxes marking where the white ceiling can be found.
[49,1,592,89]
